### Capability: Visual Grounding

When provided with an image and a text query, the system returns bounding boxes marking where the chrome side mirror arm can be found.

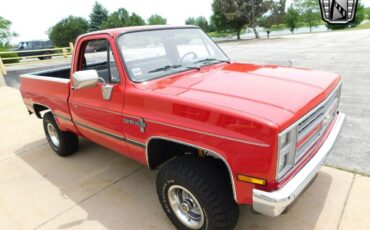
[98,77,106,85]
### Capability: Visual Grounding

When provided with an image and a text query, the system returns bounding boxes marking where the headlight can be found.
[276,127,297,181]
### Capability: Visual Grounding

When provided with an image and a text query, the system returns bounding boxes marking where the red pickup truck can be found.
[20,25,345,230]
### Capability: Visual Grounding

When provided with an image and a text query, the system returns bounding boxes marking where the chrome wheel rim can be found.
[168,185,205,229]
[47,123,60,147]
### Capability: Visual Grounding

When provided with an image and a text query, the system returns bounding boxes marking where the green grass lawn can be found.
[208,20,370,39]
[348,21,370,30]
[207,30,247,38]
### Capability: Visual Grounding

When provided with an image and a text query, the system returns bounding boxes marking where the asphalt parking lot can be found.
[1,29,370,229]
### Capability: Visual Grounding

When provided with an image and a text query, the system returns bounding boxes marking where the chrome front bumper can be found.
[252,112,346,217]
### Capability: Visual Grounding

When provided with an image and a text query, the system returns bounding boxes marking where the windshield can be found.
[117,28,229,82]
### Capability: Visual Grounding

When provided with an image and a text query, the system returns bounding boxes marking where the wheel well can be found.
[147,138,231,178]
[33,104,50,119]
[147,138,235,199]
[147,139,197,169]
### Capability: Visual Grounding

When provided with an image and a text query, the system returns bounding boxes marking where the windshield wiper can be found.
[148,65,200,73]
[148,65,182,73]
[192,58,230,65]
[183,66,201,70]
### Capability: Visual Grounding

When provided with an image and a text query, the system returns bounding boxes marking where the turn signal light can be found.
[236,174,267,186]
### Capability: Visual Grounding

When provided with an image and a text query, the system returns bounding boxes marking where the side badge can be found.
[124,117,146,132]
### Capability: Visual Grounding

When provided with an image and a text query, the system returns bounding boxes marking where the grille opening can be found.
[296,91,339,162]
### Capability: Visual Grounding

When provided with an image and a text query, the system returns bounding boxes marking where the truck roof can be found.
[79,25,199,39]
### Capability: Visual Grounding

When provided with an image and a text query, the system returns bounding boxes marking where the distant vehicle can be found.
[14,40,55,60]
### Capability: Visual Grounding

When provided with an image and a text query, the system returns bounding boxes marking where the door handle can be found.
[101,84,114,100]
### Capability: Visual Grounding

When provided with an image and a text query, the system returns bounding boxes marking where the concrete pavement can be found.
[0,86,369,229]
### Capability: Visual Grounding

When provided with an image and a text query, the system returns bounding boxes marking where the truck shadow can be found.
[236,172,332,230]
[16,138,173,229]
[16,139,331,230]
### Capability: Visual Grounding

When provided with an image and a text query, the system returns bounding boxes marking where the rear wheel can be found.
[43,112,79,156]
[156,155,239,230]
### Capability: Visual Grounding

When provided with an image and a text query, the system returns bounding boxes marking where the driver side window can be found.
[81,39,120,84]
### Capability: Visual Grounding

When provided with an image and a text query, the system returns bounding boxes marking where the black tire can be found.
[44,52,52,60]
[157,155,239,230]
[38,52,52,60]
[43,112,79,156]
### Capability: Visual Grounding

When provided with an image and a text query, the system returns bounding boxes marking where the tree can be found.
[272,0,287,25]
[286,6,300,34]
[89,1,108,31]
[0,18,19,64]
[208,19,216,32]
[0,16,17,48]
[185,16,209,32]
[211,0,249,40]
[258,0,286,38]
[210,13,232,32]
[49,16,88,47]
[258,16,273,38]
[351,2,365,27]
[211,0,273,39]
[148,14,167,25]
[365,7,370,19]
[101,8,130,29]
[185,17,197,25]
[244,0,273,38]
[129,13,146,26]
[196,16,209,32]
[294,0,320,32]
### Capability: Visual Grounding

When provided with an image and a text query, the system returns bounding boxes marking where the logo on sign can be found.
[319,0,358,24]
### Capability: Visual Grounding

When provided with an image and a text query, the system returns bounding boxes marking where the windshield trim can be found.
[115,27,230,83]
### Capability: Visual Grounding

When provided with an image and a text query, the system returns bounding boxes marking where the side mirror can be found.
[72,70,99,90]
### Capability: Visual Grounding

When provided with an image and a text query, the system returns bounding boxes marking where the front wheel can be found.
[43,112,79,156]
[156,155,239,230]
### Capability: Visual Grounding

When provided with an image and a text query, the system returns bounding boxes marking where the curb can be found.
[0,72,5,87]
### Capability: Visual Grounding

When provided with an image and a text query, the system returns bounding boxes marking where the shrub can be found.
[0,49,20,64]
[49,16,88,47]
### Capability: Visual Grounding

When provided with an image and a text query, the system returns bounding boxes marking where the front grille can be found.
[295,87,340,161]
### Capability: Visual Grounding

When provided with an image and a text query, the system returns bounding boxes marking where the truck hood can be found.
[137,63,340,130]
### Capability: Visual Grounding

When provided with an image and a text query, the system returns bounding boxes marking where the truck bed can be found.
[19,66,74,132]
[27,66,71,79]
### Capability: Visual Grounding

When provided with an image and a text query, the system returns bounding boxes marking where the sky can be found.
[1,0,370,44]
